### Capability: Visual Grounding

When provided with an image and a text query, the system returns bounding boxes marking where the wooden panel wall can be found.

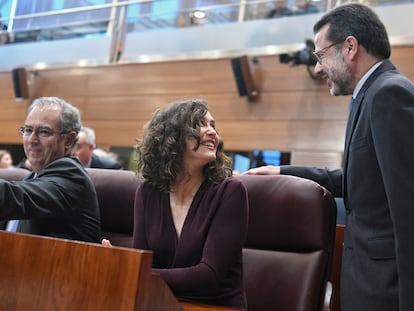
[1,46,413,166]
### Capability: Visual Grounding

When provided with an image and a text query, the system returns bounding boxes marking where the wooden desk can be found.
[181,302,241,311]
[0,231,182,310]
[0,231,244,311]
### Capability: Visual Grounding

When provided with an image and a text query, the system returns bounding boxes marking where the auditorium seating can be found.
[0,167,337,311]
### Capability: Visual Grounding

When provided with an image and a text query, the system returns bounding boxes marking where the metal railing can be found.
[1,0,411,32]
[1,0,412,63]
[1,0,328,38]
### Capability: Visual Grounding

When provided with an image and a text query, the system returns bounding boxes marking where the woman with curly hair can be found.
[106,99,249,309]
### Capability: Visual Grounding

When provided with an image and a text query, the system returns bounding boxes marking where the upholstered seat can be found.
[86,168,141,247]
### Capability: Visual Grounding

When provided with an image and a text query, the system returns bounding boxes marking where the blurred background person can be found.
[0,149,13,168]
[0,13,13,44]
[266,0,294,18]
[294,0,319,14]
[73,126,123,169]
[0,31,10,44]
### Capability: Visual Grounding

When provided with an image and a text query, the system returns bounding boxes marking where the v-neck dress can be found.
[133,177,249,310]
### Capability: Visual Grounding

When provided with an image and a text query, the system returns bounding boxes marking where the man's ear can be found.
[344,35,358,60]
[65,131,78,153]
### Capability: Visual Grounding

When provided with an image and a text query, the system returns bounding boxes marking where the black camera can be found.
[279,39,316,67]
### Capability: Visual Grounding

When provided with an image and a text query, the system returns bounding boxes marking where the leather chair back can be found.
[86,168,141,247]
[237,174,337,311]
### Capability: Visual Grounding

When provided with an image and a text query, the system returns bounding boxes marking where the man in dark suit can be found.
[0,97,101,243]
[245,4,414,311]
[73,126,123,169]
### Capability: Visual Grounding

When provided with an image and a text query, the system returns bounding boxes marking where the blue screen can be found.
[233,154,251,173]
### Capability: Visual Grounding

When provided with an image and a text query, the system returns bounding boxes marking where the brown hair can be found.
[136,99,232,192]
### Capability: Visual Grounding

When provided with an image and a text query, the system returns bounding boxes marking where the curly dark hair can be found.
[136,99,233,192]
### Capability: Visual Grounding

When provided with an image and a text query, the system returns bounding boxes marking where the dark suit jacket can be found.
[0,157,101,243]
[90,153,123,170]
[281,59,414,311]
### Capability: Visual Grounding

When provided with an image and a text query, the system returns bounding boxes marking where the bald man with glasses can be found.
[0,97,101,243]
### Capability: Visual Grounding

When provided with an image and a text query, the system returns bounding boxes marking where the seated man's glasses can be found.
[313,41,343,65]
[18,126,68,138]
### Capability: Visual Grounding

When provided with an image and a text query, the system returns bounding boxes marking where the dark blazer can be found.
[0,157,101,243]
[90,153,123,170]
[281,59,414,311]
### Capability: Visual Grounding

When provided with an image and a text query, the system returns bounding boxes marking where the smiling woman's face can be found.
[184,111,219,168]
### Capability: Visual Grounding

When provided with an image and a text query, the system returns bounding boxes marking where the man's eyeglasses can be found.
[313,41,343,65]
[18,126,68,138]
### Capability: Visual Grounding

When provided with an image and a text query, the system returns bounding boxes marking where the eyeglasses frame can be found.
[18,126,70,138]
[313,40,343,65]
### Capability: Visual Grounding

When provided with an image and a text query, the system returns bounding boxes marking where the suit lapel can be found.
[342,60,396,207]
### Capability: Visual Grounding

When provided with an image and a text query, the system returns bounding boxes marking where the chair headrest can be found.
[237,174,337,251]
